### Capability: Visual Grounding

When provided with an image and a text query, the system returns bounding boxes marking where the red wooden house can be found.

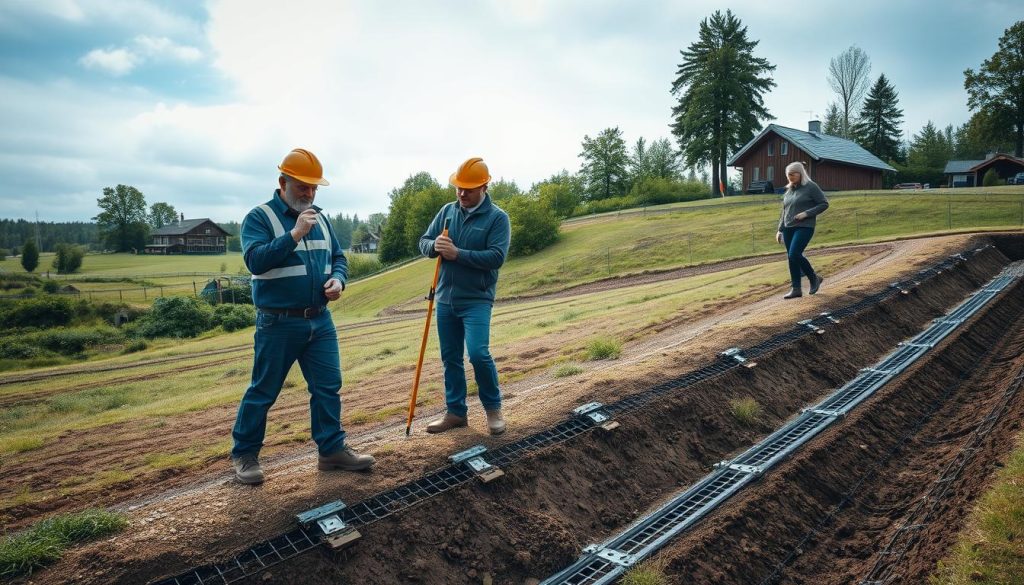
[728,121,896,192]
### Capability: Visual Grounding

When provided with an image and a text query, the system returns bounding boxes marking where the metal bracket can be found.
[798,319,825,334]
[582,545,637,567]
[449,445,504,483]
[819,312,840,324]
[860,367,891,375]
[720,347,757,368]
[296,500,361,550]
[898,341,934,349]
[713,461,763,475]
[572,402,620,430]
[805,407,845,418]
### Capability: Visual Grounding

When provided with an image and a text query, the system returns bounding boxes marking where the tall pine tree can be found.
[964,21,1024,157]
[671,9,775,197]
[854,74,904,163]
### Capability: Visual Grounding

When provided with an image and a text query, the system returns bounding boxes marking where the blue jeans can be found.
[231,309,345,458]
[782,226,817,289]
[436,302,501,418]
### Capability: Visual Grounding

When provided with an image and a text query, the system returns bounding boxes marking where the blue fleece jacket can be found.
[418,195,510,306]
[241,191,347,309]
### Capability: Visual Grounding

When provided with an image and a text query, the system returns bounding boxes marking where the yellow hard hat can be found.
[449,157,491,189]
[278,148,329,186]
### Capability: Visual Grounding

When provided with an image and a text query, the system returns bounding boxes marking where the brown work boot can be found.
[232,453,264,485]
[486,409,506,436]
[318,446,375,471]
[425,412,468,434]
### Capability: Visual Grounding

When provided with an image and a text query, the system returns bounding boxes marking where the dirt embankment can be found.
[112,242,1018,585]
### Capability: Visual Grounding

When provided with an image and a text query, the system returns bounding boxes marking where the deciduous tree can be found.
[579,127,629,201]
[964,21,1024,156]
[827,46,872,139]
[94,184,149,252]
[149,202,178,228]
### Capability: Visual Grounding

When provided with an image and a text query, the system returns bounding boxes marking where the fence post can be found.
[193,281,198,297]
[160,286,165,297]
[119,290,123,301]
[143,286,147,300]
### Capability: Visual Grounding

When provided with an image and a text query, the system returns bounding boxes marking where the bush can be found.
[502,195,560,257]
[730,397,762,426]
[347,254,384,279]
[52,244,84,274]
[0,296,77,329]
[983,168,1001,187]
[41,280,60,294]
[0,248,7,261]
[122,339,148,353]
[212,304,255,332]
[0,339,49,360]
[134,296,214,338]
[25,326,125,355]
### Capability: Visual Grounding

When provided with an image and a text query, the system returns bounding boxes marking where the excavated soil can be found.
[12,233,1024,585]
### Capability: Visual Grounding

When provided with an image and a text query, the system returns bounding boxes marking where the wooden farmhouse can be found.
[145,215,229,255]
[728,121,896,192]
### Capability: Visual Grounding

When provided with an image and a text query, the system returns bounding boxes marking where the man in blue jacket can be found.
[230,148,374,485]
[418,157,511,435]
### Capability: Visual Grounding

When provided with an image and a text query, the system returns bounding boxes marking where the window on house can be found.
[781,141,789,155]
[204,228,211,234]
[753,167,760,181]
[767,166,774,181]
[767,142,774,156]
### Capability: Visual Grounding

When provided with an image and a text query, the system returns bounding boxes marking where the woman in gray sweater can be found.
[775,161,829,299]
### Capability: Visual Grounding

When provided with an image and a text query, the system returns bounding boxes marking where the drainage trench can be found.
[607,266,1024,583]
[148,237,1019,585]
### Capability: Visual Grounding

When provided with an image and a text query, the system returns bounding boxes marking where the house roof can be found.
[151,219,228,236]
[728,124,896,172]
[943,160,985,173]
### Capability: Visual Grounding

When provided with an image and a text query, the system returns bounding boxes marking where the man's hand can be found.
[291,209,319,242]
[434,234,459,261]
[324,278,344,301]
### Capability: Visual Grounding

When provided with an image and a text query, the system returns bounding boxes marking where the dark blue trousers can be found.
[232,310,345,458]
[436,302,501,418]
[781,226,817,289]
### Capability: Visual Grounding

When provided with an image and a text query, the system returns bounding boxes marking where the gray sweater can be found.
[778,181,829,230]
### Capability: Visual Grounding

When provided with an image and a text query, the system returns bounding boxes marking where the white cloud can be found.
[134,35,202,63]
[78,46,140,75]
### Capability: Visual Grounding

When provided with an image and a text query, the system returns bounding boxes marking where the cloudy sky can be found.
[0,0,1012,223]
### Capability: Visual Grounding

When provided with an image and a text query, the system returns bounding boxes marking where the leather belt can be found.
[258,306,325,319]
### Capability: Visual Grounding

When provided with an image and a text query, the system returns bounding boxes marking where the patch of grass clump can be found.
[554,364,584,377]
[730,397,762,426]
[0,509,128,577]
[622,560,669,585]
[585,337,622,360]
[931,439,1024,584]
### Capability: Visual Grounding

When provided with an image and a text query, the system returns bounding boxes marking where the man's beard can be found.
[283,190,313,212]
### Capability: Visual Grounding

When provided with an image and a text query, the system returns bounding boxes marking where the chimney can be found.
[808,120,821,134]
[178,212,184,225]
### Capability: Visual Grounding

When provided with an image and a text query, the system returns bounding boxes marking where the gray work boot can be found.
[318,446,375,471]
[232,453,264,485]
[425,412,468,434]
[486,409,506,436]
[809,274,824,295]
[783,288,802,299]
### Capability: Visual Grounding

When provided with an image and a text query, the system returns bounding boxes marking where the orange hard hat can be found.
[449,157,491,189]
[278,148,329,186]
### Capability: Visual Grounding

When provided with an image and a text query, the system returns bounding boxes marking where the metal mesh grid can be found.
[154,527,320,585]
[817,369,891,413]
[610,468,753,556]
[489,418,594,468]
[732,413,835,468]
[541,555,624,585]
[342,465,476,526]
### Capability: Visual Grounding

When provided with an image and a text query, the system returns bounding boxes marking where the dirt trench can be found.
[167,240,1024,585]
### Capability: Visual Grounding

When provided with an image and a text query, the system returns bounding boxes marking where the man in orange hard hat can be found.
[230,148,375,484]
[418,157,511,435]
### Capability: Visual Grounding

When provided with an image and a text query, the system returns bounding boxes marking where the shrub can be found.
[52,244,84,274]
[134,296,214,338]
[554,364,584,377]
[41,280,60,294]
[0,340,49,360]
[0,296,77,329]
[122,339,148,353]
[503,195,561,257]
[25,326,124,355]
[982,168,1001,187]
[585,337,622,360]
[212,304,256,332]
[730,397,762,426]
[0,248,7,261]
[347,254,384,279]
